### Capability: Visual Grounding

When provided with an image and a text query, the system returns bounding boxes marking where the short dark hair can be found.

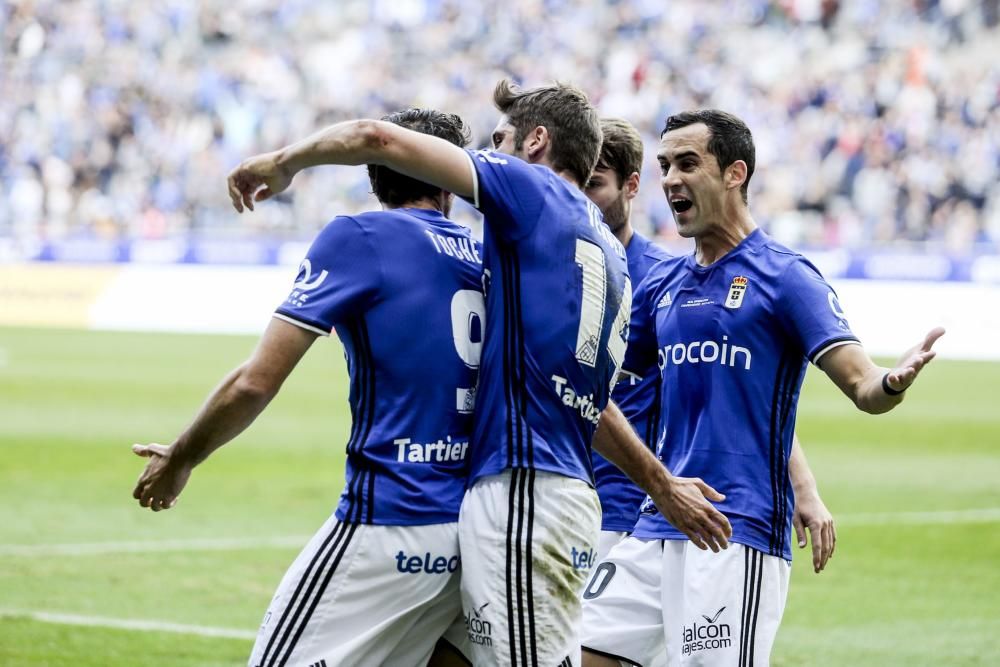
[493,78,601,186]
[662,110,755,203]
[368,108,470,206]
[597,118,643,187]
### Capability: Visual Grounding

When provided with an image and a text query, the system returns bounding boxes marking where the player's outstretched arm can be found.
[789,434,835,573]
[818,327,945,415]
[226,120,474,212]
[131,319,317,511]
[593,402,732,552]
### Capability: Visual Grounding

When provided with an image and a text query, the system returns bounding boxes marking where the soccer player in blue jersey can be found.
[226,80,732,667]
[584,118,836,570]
[581,110,944,667]
[131,108,481,666]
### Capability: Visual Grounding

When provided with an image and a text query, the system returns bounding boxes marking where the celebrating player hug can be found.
[132,84,943,667]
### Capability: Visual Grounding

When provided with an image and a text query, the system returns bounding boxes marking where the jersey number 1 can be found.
[574,239,630,381]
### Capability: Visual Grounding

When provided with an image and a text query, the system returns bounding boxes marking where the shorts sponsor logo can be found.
[393,550,460,574]
[682,606,732,656]
[258,610,272,634]
[465,602,492,647]
[570,546,596,570]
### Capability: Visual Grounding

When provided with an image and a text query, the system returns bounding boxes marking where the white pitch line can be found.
[837,507,1000,526]
[1,508,998,558]
[0,608,256,640]
[0,535,310,557]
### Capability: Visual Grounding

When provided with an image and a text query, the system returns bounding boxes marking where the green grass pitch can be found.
[0,327,997,666]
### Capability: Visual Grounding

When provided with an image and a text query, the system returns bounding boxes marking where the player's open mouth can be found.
[670,197,693,213]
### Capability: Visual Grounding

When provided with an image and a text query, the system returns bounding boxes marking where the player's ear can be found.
[725,160,748,193]
[525,125,549,161]
[624,171,640,201]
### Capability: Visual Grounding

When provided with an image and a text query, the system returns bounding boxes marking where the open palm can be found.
[886,327,945,392]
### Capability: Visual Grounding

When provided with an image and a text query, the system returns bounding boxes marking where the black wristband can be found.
[882,372,905,396]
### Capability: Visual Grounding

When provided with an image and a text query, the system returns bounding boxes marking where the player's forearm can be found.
[275,120,383,174]
[822,345,906,415]
[169,364,279,467]
[850,365,905,415]
[593,402,671,500]
[274,119,474,199]
[789,435,819,498]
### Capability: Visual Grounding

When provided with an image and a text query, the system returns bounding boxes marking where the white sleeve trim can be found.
[812,339,860,366]
[465,151,480,210]
[272,313,330,337]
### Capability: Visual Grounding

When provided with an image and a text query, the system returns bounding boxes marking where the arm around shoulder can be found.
[229,120,476,212]
[277,120,475,198]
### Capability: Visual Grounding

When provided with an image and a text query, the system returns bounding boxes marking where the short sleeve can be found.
[274,216,382,335]
[776,258,860,365]
[461,149,546,242]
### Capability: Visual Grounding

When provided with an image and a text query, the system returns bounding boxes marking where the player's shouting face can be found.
[657,123,746,239]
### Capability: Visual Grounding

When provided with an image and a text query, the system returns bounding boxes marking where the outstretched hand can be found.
[652,476,732,552]
[132,443,192,512]
[885,327,945,392]
[226,151,293,213]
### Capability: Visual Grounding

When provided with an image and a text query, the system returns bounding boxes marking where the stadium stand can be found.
[1,0,998,253]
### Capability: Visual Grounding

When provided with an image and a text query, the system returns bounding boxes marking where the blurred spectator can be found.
[1,0,998,253]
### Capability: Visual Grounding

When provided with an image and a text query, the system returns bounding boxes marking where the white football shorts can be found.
[458,468,602,667]
[596,529,629,564]
[248,515,468,667]
[582,537,790,667]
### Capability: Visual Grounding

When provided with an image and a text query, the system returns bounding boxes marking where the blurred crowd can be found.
[2,0,999,254]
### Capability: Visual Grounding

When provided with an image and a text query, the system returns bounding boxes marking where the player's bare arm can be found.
[789,435,835,573]
[227,120,474,212]
[819,327,945,414]
[132,319,317,511]
[593,401,732,552]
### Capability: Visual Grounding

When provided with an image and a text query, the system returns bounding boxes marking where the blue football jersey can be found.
[462,149,631,485]
[631,229,859,560]
[274,208,484,525]
[591,231,672,531]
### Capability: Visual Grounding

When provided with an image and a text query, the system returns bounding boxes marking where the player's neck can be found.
[382,197,444,213]
[554,168,583,190]
[615,221,635,248]
[525,148,583,190]
[693,209,757,266]
[536,155,582,190]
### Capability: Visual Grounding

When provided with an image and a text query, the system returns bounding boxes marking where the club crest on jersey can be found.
[724,276,748,309]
